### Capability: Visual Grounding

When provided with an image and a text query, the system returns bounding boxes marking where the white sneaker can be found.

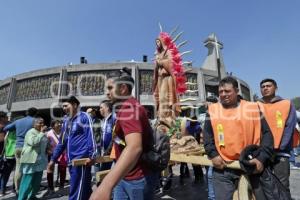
[290,165,300,170]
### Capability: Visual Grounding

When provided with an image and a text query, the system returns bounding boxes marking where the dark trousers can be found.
[0,158,16,194]
[213,168,266,200]
[272,156,291,194]
[69,165,92,200]
[47,164,67,190]
[47,154,67,190]
[180,163,190,178]
[95,162,113,172]
[192,164,204,180]
[180,163,203,180]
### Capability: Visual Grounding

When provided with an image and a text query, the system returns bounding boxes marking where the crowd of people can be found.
[0,69,299,200]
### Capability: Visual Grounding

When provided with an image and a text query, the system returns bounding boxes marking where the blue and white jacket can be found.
[51,111,97,165]
[100,113,116,155]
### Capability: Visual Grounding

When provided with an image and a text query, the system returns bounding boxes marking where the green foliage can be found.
[168,118,181,138]
[292,97,300,110]
[253,93,259,102]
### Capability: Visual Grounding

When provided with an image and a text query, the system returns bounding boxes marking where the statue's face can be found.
[156,39,162,48]
[157,124,169,134]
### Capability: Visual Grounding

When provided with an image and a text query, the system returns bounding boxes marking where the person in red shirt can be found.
[90,68,156,200]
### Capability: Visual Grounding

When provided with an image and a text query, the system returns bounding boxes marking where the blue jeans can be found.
[113,172,159,200]
[207,167,215,200]
[213,168,265,200]
[144,172,159,200]
[113,178,145,200]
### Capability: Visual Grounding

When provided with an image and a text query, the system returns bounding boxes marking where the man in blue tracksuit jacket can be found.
[98,100,116,171]
[48,96,97,200]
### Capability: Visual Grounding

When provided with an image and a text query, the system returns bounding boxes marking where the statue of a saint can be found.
[153,32,187,126]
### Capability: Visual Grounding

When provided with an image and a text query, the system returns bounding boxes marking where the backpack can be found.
[260,167,292,200]
[240,145,291,200]
[141,124,170,172]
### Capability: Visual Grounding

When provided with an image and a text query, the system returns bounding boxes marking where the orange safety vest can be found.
[257,100,290,149]
[110,143,116,159]
[208,100,261,161]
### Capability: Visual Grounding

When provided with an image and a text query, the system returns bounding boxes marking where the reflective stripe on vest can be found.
[257,100,290,149]
[208,100,261,161]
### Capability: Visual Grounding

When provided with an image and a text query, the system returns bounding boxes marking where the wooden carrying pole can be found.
[170,153,241,169]
[72,156,113,166]
[72,154,240,169]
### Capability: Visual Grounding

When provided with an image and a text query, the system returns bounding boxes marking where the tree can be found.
[253,93,259,102]
[292,97,300,110]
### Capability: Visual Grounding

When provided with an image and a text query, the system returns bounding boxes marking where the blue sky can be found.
[0,0,299,98]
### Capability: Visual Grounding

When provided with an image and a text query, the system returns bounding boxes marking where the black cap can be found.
[120,67,131,77]
[116,67,134,85]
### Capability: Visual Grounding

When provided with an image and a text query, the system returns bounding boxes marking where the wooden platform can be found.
[95,170,111,183]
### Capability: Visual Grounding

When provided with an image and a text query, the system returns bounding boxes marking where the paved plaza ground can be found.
[2,162,300,200]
